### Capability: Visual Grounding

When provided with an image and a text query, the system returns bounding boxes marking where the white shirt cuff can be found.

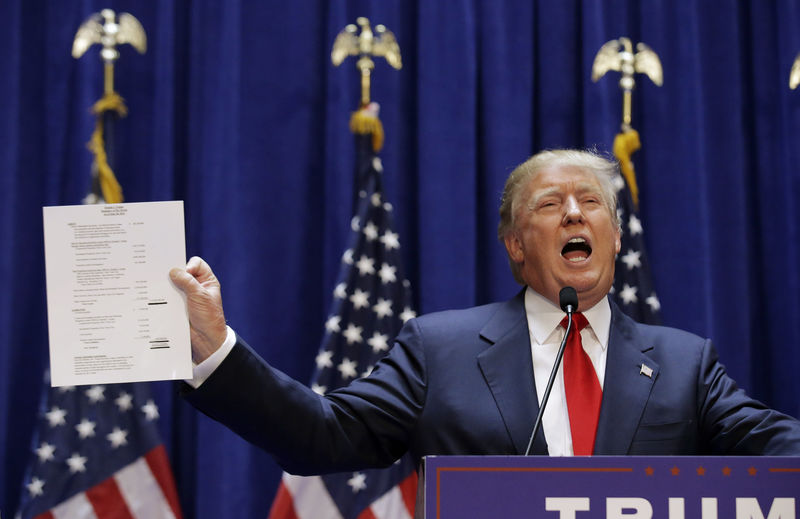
[185,325,236,388]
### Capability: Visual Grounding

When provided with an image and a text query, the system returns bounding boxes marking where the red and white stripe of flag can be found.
[35,446,182,519]
[269,472,417,519]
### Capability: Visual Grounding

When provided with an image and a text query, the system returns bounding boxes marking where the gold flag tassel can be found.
[349,102,384,152]
[612,129,641,208]
[87,92,127,204]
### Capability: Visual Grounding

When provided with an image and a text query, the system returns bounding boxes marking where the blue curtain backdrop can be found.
[2,0,800,517]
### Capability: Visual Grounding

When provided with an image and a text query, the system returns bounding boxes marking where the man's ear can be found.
[504,233,524,263]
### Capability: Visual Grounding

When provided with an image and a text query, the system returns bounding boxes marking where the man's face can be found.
[504,165,621,310]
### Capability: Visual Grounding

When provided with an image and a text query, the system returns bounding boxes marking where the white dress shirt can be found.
[186,325,236,389]
[524,286,610,456]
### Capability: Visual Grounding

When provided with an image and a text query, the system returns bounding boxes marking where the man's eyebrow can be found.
[575,182,603,196]
[527,186,560,209]
[527,182,602,208]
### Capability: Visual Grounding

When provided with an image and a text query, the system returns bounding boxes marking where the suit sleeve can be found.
[697,339,800,454]
[182,326,427,475]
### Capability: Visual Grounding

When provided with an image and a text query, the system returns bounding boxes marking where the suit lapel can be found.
[594,301,659,454]
[476,292,547,455]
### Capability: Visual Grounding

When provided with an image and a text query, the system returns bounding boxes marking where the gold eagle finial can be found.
[332,17,401,106]
[592,37,662,130]
[790,52,800,90]
[72,9,146,62]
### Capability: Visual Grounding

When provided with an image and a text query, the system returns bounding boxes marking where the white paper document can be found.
[43,201,192,386]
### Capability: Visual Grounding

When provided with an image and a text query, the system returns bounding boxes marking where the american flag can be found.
[17,52,181,518]
[610,131,662,325]
[268,107,418,519]
[15,377,182,519]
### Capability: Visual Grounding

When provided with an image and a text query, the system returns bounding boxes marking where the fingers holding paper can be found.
[169,256,228,363]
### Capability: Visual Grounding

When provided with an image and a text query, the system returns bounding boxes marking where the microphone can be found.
[559,286,578,314]
[524,287,578,455]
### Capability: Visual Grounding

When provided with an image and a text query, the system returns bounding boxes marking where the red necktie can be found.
[560,312,602,455]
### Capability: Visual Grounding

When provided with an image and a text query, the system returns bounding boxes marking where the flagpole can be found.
[72,8,146,204]
[16,12,184,517]
[591,36,664,324]
[591,37,662,208]
[268,17,417,519]
[332,16,402,207]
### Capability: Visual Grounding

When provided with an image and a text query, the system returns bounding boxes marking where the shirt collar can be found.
[524,286,611,349]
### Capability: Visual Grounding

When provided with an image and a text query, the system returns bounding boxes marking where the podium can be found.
[421,456,800,518]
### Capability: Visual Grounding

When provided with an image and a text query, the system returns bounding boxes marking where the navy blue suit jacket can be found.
[184,292,800,474]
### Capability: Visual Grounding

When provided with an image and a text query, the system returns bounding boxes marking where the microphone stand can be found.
[524,298,575,455]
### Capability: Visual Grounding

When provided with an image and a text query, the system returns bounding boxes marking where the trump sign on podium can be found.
[422,456,799,518]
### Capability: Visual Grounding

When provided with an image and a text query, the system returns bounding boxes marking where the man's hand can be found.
[169,256,228,363]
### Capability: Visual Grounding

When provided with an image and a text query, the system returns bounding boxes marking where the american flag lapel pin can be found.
[640,363,654,378]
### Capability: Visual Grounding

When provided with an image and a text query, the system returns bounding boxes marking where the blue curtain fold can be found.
[2,1,800,517]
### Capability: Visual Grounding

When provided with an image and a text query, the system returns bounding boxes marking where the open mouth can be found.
[561,237,592,262]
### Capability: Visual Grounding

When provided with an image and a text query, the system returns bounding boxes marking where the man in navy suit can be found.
[171,149,800,474]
